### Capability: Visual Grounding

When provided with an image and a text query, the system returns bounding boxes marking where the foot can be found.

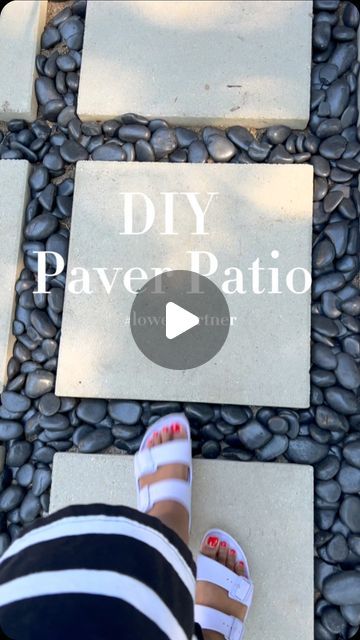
[139,421,190,544]
[196,535,248,640]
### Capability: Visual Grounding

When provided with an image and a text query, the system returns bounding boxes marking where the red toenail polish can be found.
[230,549,236,555]
[153,431,159,437]
[163,426,169,433]
[220,541,227,547]
[239,561,244,566]
[174,423,181,432]
[207,536,218,547]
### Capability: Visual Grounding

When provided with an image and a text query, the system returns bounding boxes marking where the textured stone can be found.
[0,161,30,392]
[0,486,24,512]
[340,496,360,532]
[50,453,314,640]
[323,571,360,606]
[238,420,272,450]
[108,401,142,424]
[78,1,312,128]
[56,163,313,407]
[0,1,47,121]
[76,399,108,425]
[286,438,329,464]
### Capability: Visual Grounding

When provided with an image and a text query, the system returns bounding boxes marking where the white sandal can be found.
[195,529,254,640]
[134,413,192,532]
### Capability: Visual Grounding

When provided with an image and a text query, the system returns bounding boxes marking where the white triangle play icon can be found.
[166,302,200,340]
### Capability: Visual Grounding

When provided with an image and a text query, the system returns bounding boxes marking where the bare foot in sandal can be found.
[196,534,252,640]
[138,419,190,544]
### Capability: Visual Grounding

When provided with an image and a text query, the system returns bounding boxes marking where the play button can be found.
[166,302,199,340]
[130,270,230,370]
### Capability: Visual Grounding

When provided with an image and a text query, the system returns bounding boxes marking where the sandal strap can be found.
[134,439,191,478]
[138,478,191,515]
[197,555,253,608]
[195,604,244,640]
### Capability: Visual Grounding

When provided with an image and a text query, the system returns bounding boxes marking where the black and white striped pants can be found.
[0,504,204,640]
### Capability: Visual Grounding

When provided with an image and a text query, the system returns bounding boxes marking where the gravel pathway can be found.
[0,0,359,637]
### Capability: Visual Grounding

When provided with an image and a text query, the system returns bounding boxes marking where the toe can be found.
[161,425,171,443]
[218,540,228,565]
[152,430,161,446]
[235,560,246,577]
[227,548,237,571]
[201,535,219,559]
[172,423,187,440]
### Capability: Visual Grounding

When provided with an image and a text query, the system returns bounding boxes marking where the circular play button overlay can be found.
[130,270,230,370]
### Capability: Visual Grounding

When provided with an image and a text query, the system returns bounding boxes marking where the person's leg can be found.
[138,420,190,544]
[138,419,251,640]
[196,535,249,640]
[135,414,196,638]
[0,502,197,640]
[138,420,251,640]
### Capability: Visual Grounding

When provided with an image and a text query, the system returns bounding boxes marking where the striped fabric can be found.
[0,504,204,640]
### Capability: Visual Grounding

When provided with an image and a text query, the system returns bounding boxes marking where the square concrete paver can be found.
[56,162,313,407]
[0,160,30,392]
[78,0,312,128]
[0,1,47,122]
[50,453,314,640]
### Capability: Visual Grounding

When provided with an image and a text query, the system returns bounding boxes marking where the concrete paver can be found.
[50,452,314,640]
[56,162,313,407]
[0,1,47,122]
[78,0,312,128]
